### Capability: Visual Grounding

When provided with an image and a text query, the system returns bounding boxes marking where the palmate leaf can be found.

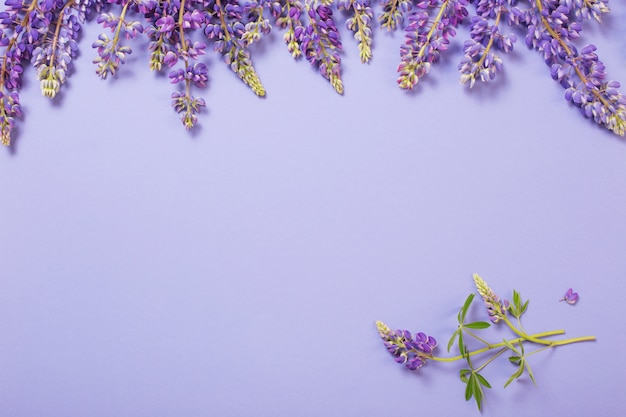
[463,372,491,410]
[509,289,530,319]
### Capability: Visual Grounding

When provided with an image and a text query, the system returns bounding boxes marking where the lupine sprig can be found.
[338,0,373,63]
[275,0,305,58]
[397,0,469,90]
[93,0,144,79]
[1,0,625,146]
[520,0,625,135]
[302,1,344,94]
[459,0,516,87]
[206,0,266,96]
[378,0,412,31]
[377,274,595,410]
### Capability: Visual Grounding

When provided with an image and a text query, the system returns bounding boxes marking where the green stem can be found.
[463,328,493,348]
[474,347,507,372]
[429,329,595,362]
[503,316,552,345]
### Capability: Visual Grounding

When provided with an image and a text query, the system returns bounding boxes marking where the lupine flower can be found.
[274,0,305,58]
[397,0,469,90]
[376,321,438,371]
[473,273,509,323]
[378,0,413,31]
[93,1,144,79]
[518,0,625,135]
[206,0,266,96]
[275,0,305,58]
[459,1,516,88]
[560,288,579,305]
[302,2,344,94]
[338,0,374,63]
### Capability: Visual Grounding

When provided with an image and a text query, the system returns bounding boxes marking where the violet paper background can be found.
[1,3,626,416]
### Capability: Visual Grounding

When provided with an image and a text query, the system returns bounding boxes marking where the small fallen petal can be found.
[559,288,579,305]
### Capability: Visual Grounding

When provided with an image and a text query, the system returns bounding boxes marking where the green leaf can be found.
[504,363,524,388]
[524,360,537,386]
[447,328,460,353]
[513,290,521,309]
[475,373,492,388]
[471,375,484,410]
[465,374,474,401]
[464,321,491,330]
[502,338,520,354]
[508,356,521,364]
[521,299,529,315]
[458,333,466,357]
[459,293,475,324]
[460,369,471,383]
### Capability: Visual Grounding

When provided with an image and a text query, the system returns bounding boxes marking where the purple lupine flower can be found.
[458,1,516,88]
[376,321,438,371]
[338,0,374,63]
[302,2,344,94]
[205,0,265,96]
[93,2,143,79]
[182,10,206,29]
[518,0,626,135]
[274,0,305,58]
[156,15,176,35]
[473,274,509,323]
[397,0,468,90]
[560,288,579,305]
[171,91,206,129]
[378,0,413,31]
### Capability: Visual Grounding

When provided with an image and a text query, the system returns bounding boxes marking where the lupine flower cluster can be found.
[376,321,438,370]
[1,0,624,146]
[377,274,595,410]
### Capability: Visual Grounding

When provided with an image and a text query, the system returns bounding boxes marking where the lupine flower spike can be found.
[376,320,438,371]
[377,275,595,410]
[472,273,509,323]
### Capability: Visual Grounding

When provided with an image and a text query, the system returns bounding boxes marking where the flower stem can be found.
[429,329,594,362]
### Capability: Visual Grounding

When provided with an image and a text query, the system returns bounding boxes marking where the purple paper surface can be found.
[1,3,626,416]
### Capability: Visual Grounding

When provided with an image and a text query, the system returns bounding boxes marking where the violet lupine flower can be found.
[149,0,209,129]
[378,0,413,31]
[563,0,610,23]
[171,91,206,129]
[31,0,90,98]
[459,0,516,88]
[93,1,145,79]
[302,2,344,94]
[169,62,208,88]
[338,0,374,63]
[1,0,57,145]
[397,0,469,90]
[376,321,438,371]
[144,2,181,72]
[241,0,275,46]
[205,0,266,96]
[0,90,21,146]
[560,288,579,305]
[519,0,625,136]
[275,0,305,58]
[472,274,509,323]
